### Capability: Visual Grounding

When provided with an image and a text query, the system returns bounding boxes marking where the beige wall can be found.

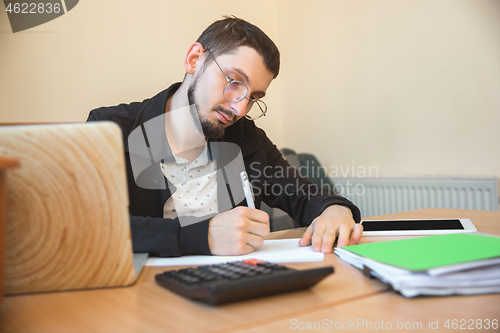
[276,0,500,179]
[0,0,283,142]
[1,0,500,180]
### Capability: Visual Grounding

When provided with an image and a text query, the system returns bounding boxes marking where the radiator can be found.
[331,176,499,218]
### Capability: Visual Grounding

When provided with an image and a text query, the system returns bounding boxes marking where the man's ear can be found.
[184,42,204,74]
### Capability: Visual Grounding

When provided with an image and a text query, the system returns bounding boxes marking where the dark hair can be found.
[196,16,280,78]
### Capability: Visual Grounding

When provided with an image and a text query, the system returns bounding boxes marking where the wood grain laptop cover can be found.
[0,122,137,294]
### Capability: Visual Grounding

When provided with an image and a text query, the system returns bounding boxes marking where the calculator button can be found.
[207,268,224,275]
[251,266,266,273]
[242,259,264,265]
[198,273,216,281]
[180,276,200,284]
[231,262,247,267]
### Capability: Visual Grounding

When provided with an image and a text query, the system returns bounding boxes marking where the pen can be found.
[240,171,255,209]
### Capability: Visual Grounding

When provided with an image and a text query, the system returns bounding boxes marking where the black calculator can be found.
[155,259,334,305]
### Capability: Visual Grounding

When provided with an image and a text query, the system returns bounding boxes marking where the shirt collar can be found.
[171,143,210,166]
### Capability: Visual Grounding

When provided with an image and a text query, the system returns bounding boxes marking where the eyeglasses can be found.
[204,47,267,120]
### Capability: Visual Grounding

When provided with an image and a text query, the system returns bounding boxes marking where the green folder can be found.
[344,233,500,271]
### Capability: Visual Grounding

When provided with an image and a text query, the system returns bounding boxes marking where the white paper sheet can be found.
[147,238,324,266]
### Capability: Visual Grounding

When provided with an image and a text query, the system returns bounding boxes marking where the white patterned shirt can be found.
[161,144,218,219]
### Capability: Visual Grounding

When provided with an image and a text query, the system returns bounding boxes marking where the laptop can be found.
[0,122,147,295]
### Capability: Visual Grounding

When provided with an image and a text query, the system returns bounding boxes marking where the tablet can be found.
[360,218,477,236]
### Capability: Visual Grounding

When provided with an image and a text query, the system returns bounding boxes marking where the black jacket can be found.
[87,83,361,257]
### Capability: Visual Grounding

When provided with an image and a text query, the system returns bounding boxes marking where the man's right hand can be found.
[208,206,270,255]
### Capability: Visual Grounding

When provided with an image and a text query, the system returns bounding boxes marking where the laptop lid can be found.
[0,122,146,295]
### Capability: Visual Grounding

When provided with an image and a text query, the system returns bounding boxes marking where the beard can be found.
[187,79,236,140]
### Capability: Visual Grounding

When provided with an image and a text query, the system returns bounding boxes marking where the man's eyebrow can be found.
[232,67,266,98]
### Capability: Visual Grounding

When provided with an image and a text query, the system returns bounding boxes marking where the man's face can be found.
[187,46,274,139]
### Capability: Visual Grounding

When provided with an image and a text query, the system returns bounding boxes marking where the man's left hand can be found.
[298,205,363,253]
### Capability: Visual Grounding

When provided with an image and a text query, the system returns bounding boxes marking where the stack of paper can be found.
[334,233,500,297]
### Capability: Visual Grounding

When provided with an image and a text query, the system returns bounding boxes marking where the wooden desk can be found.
[235,208,500,333]
[0,208,499,333]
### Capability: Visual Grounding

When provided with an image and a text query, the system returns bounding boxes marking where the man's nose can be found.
[230,97,250,118]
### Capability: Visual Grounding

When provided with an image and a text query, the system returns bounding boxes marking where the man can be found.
[87,16,363,257]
